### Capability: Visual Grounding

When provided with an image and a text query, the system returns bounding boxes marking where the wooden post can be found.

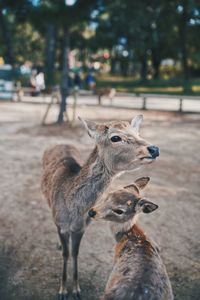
[98,94,101,105]
[142,96,147,110]
[179,98,183,112]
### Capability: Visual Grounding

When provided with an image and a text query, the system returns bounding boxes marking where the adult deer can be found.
[41,115,159,299]
[89,177,173,300]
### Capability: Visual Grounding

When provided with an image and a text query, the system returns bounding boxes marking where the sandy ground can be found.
[0,101,200,300]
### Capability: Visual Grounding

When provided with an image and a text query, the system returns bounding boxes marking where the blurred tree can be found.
[0,0,200,99]
[175,0,200,92]
[0,0,32,65]
[57,0,97,123]
[93,0,179,80]
[89,0,200,86]
[30,2,58,87]
[0,9,14,65]
[44,24,57,87]
[14,22,45,64]
[148,1,178,80]
[33,0,96,123]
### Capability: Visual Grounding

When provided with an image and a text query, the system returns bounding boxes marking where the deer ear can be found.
[131,115,143,132]
[124,184,139,193]
[78,117,98,139]
[135,177,150,190]
[138,199,158,214]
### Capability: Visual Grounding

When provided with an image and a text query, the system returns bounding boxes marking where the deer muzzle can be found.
[147,145,160,159]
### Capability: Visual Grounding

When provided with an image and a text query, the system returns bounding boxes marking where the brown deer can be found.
[89,177,173,300]
[94,87,116,105]
[41,115,159,300]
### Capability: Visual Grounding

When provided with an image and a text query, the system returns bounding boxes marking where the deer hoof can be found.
[72,291,82,300]
[58,292,69,300]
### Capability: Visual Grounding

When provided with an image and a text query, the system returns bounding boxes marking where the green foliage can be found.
[14,22,45,64]
[96,75,200,96]
[0,0,199,93]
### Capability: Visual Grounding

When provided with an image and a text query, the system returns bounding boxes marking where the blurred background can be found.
[0,1,200,300]
[0,0,200,121]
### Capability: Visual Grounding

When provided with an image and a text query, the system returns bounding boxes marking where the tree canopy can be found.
[0,0,200,120]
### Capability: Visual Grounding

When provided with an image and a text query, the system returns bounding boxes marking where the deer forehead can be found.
[111,190,139,205]
[108,127,139,139]
[108,121,130,129]
[97,121,140,139]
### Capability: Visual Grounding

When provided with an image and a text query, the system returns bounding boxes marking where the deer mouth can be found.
[140,156,156,162]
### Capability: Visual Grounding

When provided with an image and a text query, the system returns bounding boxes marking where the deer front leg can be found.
[71,231,84,300]
[58,228,70,300]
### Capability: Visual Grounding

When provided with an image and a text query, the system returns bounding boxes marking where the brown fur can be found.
[90,178,173,300]
[41,144,82,206]
[94,87,116,105]
[115,224,154,260]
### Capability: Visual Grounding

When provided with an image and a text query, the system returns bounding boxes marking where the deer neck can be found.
[69,146,113,214]
[113,222,154,259]
[111,216,139,242]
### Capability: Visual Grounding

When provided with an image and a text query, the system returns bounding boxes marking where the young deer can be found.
[41,116,159,300]
[89,177,173,300]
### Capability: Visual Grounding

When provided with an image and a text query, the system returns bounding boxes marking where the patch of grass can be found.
[96,75,200,96]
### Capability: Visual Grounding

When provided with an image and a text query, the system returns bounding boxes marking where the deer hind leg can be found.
[58,228,70,300]
[71,231,84,300]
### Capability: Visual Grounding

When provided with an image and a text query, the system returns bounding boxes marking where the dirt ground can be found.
[0,101,199,300]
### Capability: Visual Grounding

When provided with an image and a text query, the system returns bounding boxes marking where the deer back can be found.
[41,144,82,206]
[104,226,173,300]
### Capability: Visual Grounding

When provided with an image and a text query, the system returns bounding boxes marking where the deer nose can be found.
[88,209,96,218]
[147,146,160,158]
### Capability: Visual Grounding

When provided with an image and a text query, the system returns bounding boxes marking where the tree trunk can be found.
[110,57,116,75]
[45,23,56,88]
[121,58,129,77]
[151,50,160,80]
[57,28,70,124]
[0,9,15,65]
[152,59,160,80]
[179,0,191,93]
[140,52,147,82]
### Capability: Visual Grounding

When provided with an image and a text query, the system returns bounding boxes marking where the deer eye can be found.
[113,209,124,215]
[111,136,122,142]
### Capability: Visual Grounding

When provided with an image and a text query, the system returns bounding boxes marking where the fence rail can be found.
[1,87,200,114]
[120,93,200,112]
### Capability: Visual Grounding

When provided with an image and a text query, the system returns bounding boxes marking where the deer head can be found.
[88,177,158,223]
[79,115,159,174]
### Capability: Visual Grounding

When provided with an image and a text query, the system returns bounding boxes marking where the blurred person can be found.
[29,69,38,96]
[74,72,82,89]
[29,68,45,96]
[35,69,45,92]
[29,69,37,88]
[85,72,95,90]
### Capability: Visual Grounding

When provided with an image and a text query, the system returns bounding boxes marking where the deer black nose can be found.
[147,146,160,158]
[88,209,97,218]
